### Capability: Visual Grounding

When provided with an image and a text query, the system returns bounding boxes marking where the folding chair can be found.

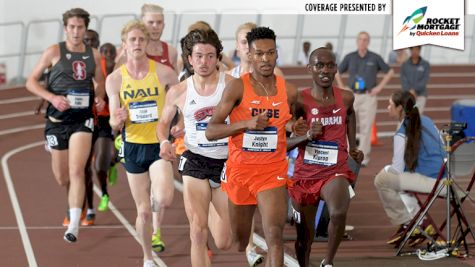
[396,137,475,256]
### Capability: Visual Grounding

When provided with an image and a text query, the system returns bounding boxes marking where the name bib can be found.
[129,101,158,124]
[67,89,90,109]
[196,122,227,147]
[242,126,278,152]
[304,140,338,166]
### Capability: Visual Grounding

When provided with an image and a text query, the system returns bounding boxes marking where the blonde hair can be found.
[235,22,257,40]
[121,20,150,42]
[188,21,211,33]
[141,4,164,18]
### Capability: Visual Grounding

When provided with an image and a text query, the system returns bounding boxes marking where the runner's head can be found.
[246,27,277,77]
[235,22,257,62]
[121,20,150,60]
[100,43,117,62]
[308,47,337,89]
[84,29,99,49]
[62,8,90,46]
[188,20,212,32]
[183,29,223,78]
[141,4,165,41]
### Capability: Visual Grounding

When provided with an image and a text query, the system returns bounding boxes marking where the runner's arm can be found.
[206,78,246,140]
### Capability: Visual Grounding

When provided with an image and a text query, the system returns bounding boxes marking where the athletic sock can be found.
[87,208,95,215]
[69,208,82,230]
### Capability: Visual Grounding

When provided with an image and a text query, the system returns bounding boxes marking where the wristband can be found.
[160,140,170,146]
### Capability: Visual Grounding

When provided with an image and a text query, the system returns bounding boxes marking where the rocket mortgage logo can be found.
[393,0,464,50]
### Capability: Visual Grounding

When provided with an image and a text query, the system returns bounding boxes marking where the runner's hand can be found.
[307,121,323,140]
[349,148,364,164]
[50,95,70,112]
[292,117,308,136]
[170,125,185,138]
[159,141,176,161]
[247,111,269,130]
[95,96,106,113]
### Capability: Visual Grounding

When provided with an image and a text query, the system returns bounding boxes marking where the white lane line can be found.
[172,179,299,266]
[0,111,37,120]
[2,138,167,267]
[0,96,39,104]
[0,124,44,136]
[92,185,167,267]
[2,141,44,267]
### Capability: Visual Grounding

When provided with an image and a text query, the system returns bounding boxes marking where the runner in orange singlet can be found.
[206,27,298,266]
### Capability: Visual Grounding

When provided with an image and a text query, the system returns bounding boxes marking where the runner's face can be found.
[124,29,148,59]
[188,43,218,77]
[101,45,117,61]
[142,13,164,41]
[84,32,99,49]
[248,39,277,77]
[64,17,87,46]
[309,51,337,89]
[236,29,250,61]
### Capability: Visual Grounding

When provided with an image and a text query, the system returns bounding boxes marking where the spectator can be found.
[388,48,409,65]
[400,46,430,114]
[374,90,444,247]
[335,31,394,166]
[297,41,311,65]
[325,42,340,64]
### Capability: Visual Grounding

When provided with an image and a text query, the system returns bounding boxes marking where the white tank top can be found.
[230,65,241,78]
[183,72,228,159]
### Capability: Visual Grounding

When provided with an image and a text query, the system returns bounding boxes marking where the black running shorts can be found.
[45,118,94,150]
[178,150,226,186]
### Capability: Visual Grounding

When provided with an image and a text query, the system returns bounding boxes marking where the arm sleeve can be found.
[391,133,406,174]
[376,54,390,73]
[400,63,410,90]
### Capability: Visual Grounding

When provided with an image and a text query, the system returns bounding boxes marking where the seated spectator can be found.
[374,90,445,247]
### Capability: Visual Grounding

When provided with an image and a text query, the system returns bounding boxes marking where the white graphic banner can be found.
[393,0,464,50]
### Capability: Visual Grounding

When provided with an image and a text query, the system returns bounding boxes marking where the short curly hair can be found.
[62,8,90,28]
[246,27,276,47]
[182,29,223,61]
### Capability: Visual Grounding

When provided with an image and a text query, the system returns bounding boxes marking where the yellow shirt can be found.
[120,60,165,144]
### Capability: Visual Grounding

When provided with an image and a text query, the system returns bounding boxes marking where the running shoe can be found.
[81,213,95,226]
[143,260,157,267]
[62,214,70,227]
[246,246,264,267]
[98,194,110,212]
[63,228,78,243]
[320,259,333,267]
[152,228,165,252]
[108,163,118,186]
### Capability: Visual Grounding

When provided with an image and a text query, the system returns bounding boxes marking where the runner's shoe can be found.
[143,260,157,267]
[98,194,109,212]
[62,212,70,227]
[81,213,95,226]
[320,259,333,267]
[63,228,78,243]
[152,228,165,252]
[246,246,264,267]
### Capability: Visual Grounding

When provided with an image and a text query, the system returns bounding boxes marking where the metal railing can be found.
[2,13,475,85]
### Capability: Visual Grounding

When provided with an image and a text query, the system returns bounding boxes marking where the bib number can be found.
[196,122,227,147]
[304,140,338,166]
[242,127,278,152]
[129,101,158,124]
[67,89,90,109]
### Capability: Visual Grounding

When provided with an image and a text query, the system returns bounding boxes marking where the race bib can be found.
[67,89,90,109]
[304,140,338,166]
[196,122,227,147]
[129,101,158,124]
[242,126,278,152]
